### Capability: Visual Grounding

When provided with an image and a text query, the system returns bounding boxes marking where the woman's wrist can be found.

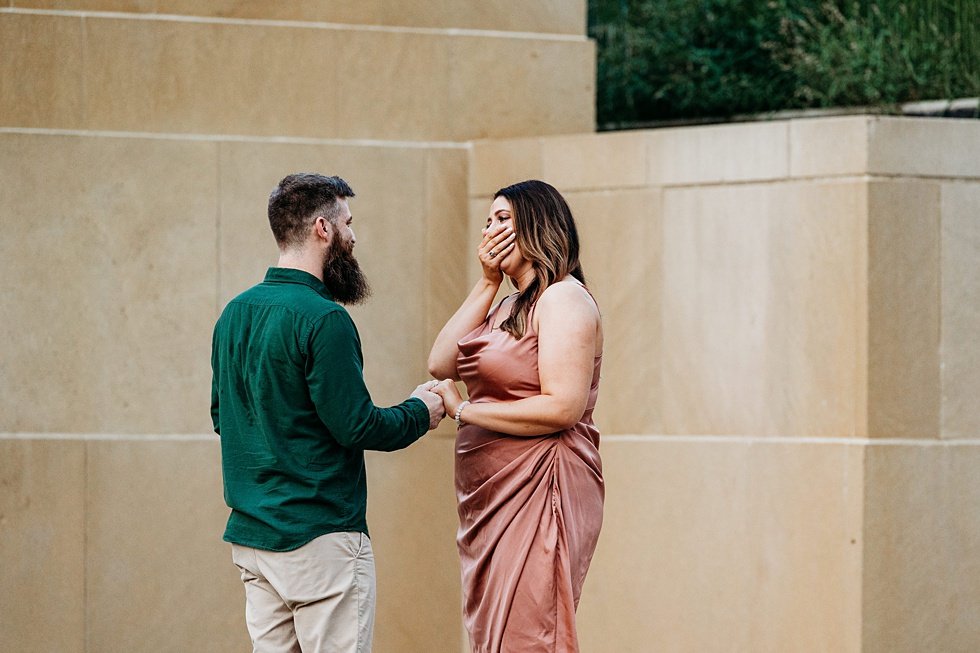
[479,274,502,290]
[454,400,471,427]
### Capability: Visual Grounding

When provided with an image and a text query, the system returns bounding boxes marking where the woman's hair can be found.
[495,179,585,339]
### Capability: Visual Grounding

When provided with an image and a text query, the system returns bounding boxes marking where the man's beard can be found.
[322,233,371,305]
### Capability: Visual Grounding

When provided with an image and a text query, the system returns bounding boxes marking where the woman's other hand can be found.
[432,379,464,416]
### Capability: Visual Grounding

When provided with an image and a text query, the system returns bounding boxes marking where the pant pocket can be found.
[347,532,372,558]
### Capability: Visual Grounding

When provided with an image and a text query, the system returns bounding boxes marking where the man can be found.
[210,173,445,653]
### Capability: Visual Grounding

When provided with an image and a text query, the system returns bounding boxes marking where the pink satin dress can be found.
[455,294,605,653]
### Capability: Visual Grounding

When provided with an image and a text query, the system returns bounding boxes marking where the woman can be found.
[428,180,604,653]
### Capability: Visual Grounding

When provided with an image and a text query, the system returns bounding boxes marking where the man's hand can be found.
[411,380,446,431]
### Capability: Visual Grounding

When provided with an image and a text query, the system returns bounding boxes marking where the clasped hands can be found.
[411,379,466,430]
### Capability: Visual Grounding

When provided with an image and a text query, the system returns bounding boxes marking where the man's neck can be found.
[276,249,323,282]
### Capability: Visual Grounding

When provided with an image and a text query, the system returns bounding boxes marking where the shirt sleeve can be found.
[306,310,429,451]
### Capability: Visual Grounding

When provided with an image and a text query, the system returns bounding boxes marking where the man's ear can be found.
[314,216,333,246]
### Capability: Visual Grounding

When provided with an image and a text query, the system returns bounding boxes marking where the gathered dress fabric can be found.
[455,295,605,653]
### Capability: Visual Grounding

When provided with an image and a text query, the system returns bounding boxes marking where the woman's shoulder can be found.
[532,279,602,349]
[539,278,596,306]
[536,278,599,320]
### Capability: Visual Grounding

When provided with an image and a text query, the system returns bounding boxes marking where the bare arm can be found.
[433,281,600,435]
[427,224,516,379]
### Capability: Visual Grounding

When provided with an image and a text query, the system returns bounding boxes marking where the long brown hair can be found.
[495,180,585,339]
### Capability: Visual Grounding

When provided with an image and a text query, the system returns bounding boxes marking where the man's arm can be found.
[306,310,430,451]
[210,328,221,436]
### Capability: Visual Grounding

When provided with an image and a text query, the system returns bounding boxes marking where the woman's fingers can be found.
[483,231,515,260]
[432,379,462,401]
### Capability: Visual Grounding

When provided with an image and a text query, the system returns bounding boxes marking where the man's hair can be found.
[268,173,355,248]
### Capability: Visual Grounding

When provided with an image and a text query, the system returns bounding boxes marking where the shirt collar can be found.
[263,267,334,300]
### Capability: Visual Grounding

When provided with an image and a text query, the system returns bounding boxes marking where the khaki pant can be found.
[231,532,376,653]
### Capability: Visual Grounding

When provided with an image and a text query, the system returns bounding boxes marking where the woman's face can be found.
[485,196,529,276]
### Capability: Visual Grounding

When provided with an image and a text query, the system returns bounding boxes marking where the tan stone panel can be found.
[868,117,980,179]
[940,183,980,439]
[12,0,583,32]
[648,121,789,186]
[13,0,157,11]
[424,148,470,361]
[160,0,380,23]
[81,17,341,137]
[0,439,85,653]
[333,29,452,141]
[0,13,84,128]
[577,439,863,652]
[867,181,941,438]
[85,439,246,651]
[790,116,869,178]
[863,443,980,653]
[19,0,367,23]
[381,0,586,34]
[466,198,489,286]
[661,182,867,437]
[468,137,543,197]
[542,131,648,191]
[0,133,217,434]
[567,189,662,435]
[365,437,460,651]
[217,142,430,405]
[79,16,591,140]
[449,37,595,141]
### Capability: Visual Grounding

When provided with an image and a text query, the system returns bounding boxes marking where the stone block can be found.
[81,17,343,138]
[940,183,980,439]
[12,0,585,33]
[85,439,245,652]
[424,148,470,357]
[868,117,980,179]
[0,13,83,129]
[577,438,863,652]
[332,29,453,142]
[566,189,662,435]
[863,443,980,653]
[4,12,594,140]
[449,36,594,141]
[661,181,868,437]
[365,437,460,652]
[790,116,869,178]
[542,131,648,191]
[468,137,543,198]
[0,133,217,434]
[0,439,86,653]
[156,0,379,24]
[648,121,789,186]
[867,181,941,438]
[382,0,586,34]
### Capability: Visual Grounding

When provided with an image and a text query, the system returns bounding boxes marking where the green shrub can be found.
[775,1,979,107]
[589,0,979,127]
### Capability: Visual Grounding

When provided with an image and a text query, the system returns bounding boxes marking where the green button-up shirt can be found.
[211,267,429,551]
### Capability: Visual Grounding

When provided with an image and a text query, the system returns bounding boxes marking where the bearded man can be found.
[210,173,444,653]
